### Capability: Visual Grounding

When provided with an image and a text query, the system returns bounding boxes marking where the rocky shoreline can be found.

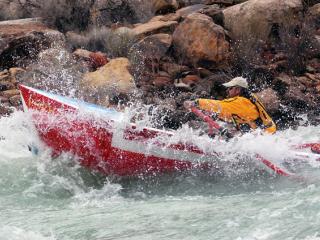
[0,0,319,130]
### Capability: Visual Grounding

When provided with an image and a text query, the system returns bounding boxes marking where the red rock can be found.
[73,49,108,70]
[153,76,172,87]
[89,52,109,69]
[182,75,200,85]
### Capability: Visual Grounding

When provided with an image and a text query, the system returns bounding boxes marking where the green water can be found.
[1,111,320,240]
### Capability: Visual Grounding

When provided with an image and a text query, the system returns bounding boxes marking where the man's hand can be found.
[219,128,233,140]
[183,100,196,110]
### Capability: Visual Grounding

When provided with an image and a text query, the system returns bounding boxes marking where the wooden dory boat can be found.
[19,84,320,177]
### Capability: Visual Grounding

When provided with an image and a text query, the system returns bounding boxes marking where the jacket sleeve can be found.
[197,98,260,122]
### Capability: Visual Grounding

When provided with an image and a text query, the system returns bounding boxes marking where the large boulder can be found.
[172,13,230,68]
[80,58,135,106]
[223,0,303,44]
[0,18,65,70]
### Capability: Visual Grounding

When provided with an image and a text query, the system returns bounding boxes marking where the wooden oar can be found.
[190,107,232,139]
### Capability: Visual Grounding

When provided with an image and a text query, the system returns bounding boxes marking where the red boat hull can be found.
[20,85,320,177]
[19,85,216,176]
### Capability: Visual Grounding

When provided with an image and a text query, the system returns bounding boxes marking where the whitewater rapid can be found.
[1,110,320,240]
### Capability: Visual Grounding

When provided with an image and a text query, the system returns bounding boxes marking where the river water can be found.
[1,110,320,240]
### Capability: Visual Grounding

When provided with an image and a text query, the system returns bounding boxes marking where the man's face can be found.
[226,86,241,98]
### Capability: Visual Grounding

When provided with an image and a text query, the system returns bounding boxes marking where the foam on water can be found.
[1,109,320,239]
[0,111,38,159]
[0,110,121,201]
[0,226,56,240]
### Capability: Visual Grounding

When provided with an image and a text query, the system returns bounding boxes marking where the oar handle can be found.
[191,107,221,130]
[191,107,232,139]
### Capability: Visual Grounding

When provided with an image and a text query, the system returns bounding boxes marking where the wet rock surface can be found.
[0,18,65,70]
[0,0,319,130]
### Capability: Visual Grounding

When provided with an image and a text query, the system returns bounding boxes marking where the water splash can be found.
[2,110,320,240]
[0,226,56,240]
[0,110,118,201]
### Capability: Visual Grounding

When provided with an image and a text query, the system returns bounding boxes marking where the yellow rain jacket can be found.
[197,95,276,134]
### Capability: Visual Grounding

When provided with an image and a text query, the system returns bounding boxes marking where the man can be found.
[184,77,276,135]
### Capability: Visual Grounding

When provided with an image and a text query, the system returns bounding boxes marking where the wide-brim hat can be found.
[222,77,248,89]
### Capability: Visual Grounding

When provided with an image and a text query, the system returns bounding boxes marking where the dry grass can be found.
[0,0,154,31]
[67,27,136,58]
